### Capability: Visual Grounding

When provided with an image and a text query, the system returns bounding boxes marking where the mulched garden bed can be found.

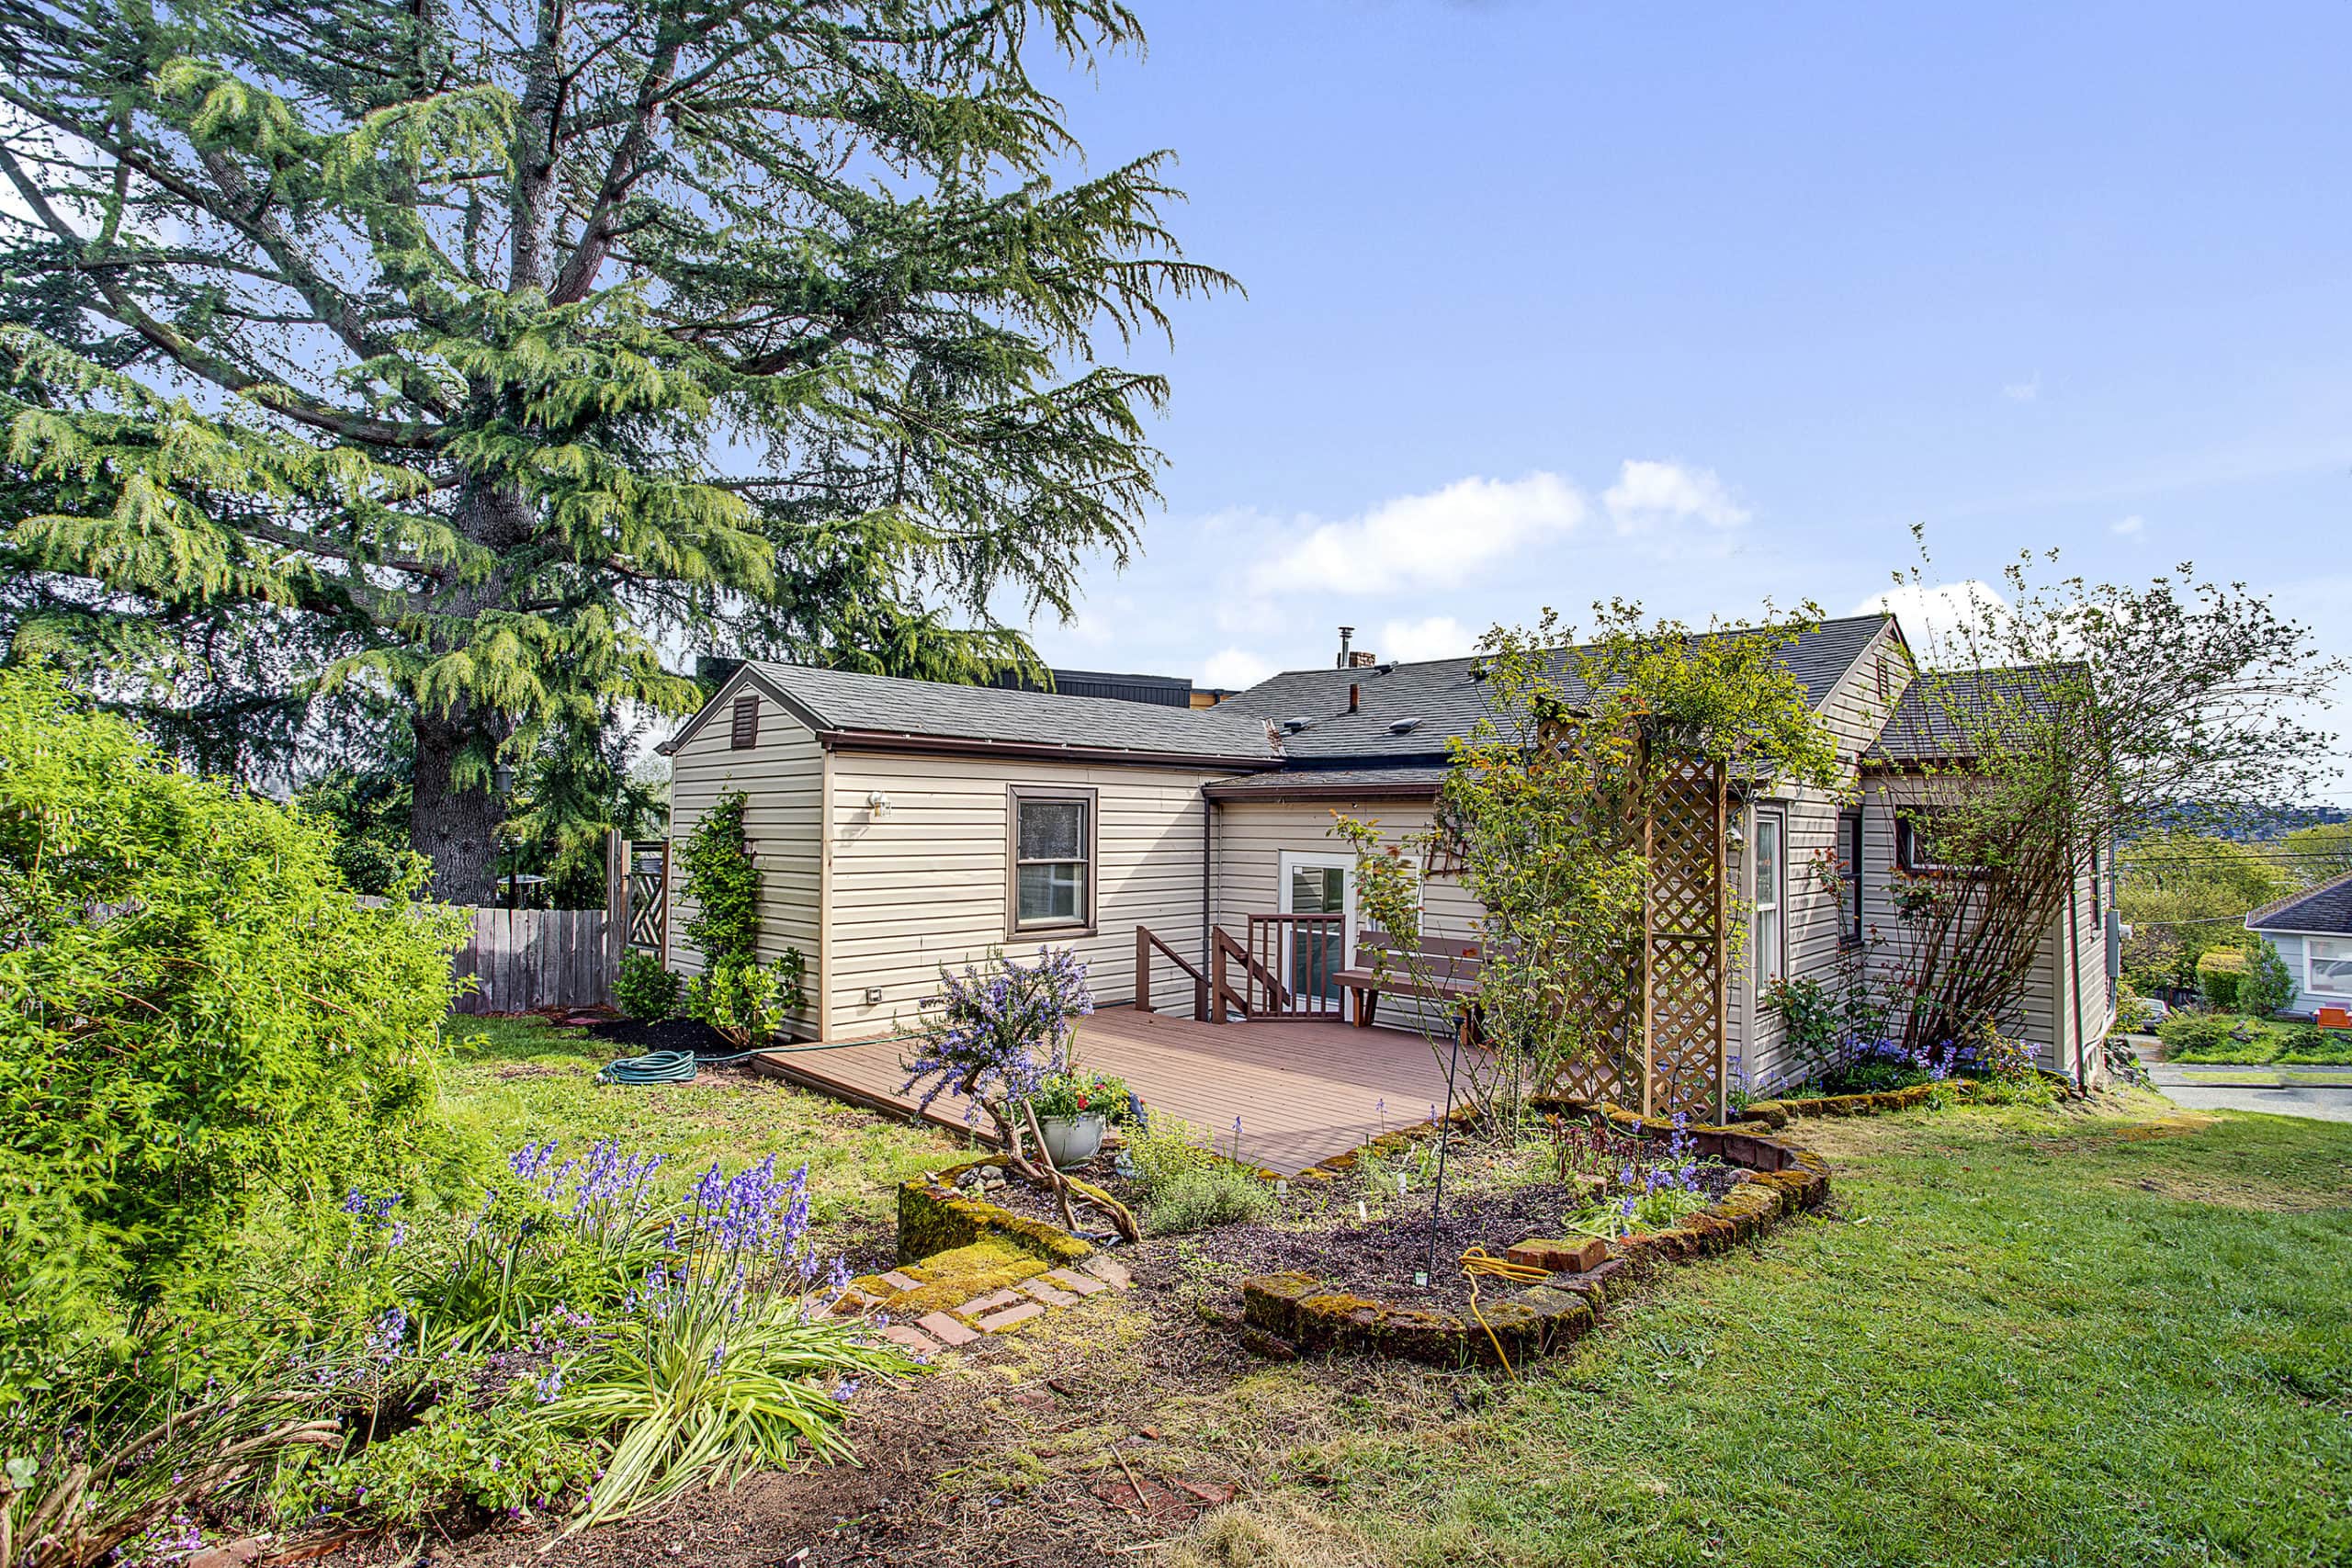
[584,1015,732,1055]
[1126,1166,1747,1312]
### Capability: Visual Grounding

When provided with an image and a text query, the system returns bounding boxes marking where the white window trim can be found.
[1279,850,1359,1019]
[2308,935,2352,998]
[1753,807,1787,991]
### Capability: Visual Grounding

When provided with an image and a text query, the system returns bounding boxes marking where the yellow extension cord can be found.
[1458,1245,1553,1382]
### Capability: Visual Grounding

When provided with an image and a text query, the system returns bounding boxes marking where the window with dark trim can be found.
[1838,808,1864,945]
[729,694,759,750]
[1895,809,1973,875]
[1009,785,1095,932]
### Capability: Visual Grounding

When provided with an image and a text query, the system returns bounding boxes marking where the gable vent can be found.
[729,693,760,750]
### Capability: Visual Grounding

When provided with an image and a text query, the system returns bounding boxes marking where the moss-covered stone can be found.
[1240,1271,1322,1338]
[896,1159,1096,1268]
[1295,1292,1385,1353]
[1374,1305,1465,1361]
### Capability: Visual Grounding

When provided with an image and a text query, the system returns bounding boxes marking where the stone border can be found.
[1237,1108,1831,1368]
[1734,1077,1966,1128]
[896,1156,1112,1268]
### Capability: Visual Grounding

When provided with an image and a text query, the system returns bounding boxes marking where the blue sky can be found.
[1002,1,2350,790]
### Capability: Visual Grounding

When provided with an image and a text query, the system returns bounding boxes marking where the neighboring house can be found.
[2244,872,2352,1014]
[656,611,2119,1091]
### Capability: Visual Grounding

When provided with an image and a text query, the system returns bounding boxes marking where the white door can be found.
[1279,851,1356,1015]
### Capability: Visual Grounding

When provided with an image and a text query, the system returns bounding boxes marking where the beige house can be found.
[656,613,2118,1094]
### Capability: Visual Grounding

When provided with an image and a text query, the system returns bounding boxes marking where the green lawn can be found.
[435,1013,965,1241]
[1183,1097,2352,1567]
[2166,1016,2352,1066]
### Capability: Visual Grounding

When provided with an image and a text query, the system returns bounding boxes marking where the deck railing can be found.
[1135,924,1212,1021]
[1204,913,1348,1021]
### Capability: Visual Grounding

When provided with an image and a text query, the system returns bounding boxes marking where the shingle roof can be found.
[1204,763,1452,800]
[1216,615,1894,764]
[676,660,1282,763]
[2246,870,2352,935]
[1862,664,2082,763]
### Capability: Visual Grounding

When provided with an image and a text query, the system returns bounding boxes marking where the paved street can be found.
[2127,1037,2352,1123]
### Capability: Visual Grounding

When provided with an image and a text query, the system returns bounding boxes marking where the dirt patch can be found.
[313,1280,1445,1568]
[586,1016,732,1055]
[2117,1172,2347,1213]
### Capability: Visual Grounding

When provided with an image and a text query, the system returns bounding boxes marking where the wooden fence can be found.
[449,906,621,1014]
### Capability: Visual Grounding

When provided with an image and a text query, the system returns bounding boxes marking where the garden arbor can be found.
[1546,750,1733,1124]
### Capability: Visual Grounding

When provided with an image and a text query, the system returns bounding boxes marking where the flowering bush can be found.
[1029,1066,1133,1123]
[901,947,1093,1155]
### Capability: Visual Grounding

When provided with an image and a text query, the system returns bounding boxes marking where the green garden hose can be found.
[594,1030,925,1086]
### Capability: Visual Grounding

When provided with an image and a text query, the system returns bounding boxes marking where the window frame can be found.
[1006,784,1098,937]
[1838,807,1864,946]
[2309,936,2352,999]
[1753,807,1787,990]
[1894,808,1977,876]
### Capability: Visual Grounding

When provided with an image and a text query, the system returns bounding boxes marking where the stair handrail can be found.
[1135,923,1211,1021]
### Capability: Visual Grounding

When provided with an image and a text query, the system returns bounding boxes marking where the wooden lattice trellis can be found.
[1538,750,1728,1122]
[1641,756,1729,1122]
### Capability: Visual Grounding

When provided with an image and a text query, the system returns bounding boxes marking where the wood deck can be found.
[750,1005,1467,1176]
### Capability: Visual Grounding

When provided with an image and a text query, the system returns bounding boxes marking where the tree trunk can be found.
[411,712,504,905]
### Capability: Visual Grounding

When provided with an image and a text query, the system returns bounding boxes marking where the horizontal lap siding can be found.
[823,752,1231,1034]
[1743,623,1905,1093]
[667,693,823,1038]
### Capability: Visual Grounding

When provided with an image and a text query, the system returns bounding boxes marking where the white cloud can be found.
[1852,581,2011,665]
[2003,373,2041,402]
[1376,615,1477,664]
[1247,472,1586,595]
[1601,459,1749,532]
[1199,648,1275,692]
[2110,514,2145,536]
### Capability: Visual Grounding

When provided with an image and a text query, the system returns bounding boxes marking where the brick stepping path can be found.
[841,1251,1134,1359]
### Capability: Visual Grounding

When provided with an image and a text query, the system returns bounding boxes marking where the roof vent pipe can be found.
[1348,682,1360,714]
[1337,626,1354,669]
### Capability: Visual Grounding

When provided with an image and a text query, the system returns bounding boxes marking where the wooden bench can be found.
[1335,931,1485,1046]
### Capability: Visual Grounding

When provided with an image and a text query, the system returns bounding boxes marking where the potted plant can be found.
[1028,1066,1132,1168]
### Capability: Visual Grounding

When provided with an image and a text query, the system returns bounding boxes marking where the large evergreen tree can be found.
[0,0,1226,898]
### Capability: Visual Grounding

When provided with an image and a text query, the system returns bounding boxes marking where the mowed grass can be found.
[435,1013,966,1239]
[1220,1096,2352,1568]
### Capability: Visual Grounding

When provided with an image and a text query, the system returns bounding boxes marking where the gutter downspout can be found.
[2065,849,2087,1091]
[1200,788,1216,986]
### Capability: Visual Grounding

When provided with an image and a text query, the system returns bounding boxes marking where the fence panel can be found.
[449,906,615,1014]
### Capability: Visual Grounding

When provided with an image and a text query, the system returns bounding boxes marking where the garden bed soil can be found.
[960,1146,1746,1313]
[585,1015,733,1055]
[1126,1166,1747,1312]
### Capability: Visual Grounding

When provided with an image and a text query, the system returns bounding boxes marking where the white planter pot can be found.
[1037,1111,1108,1169]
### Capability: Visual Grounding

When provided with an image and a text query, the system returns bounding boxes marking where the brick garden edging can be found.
[1237,1104,1832,1368]
[1736,1077,1970,1128]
